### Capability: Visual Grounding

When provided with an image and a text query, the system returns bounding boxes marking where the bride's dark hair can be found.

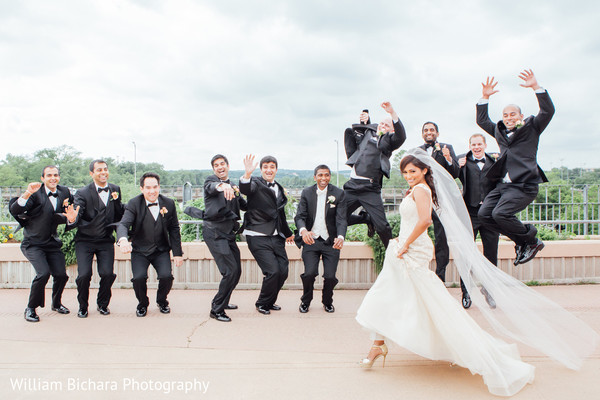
[399,155,438,207]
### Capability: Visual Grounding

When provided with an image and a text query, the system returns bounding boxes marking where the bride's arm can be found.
[397,187,433,258]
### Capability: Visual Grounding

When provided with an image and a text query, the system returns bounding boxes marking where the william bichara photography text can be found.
[9,377,210,394]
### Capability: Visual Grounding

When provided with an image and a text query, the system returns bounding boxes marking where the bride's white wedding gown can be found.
[356,184,535,396]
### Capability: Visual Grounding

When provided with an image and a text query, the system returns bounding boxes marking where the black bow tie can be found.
[47,192,58,198]
[425,143,434,149]
[148,203,158,207]
[474,158,485,164]
[267,182,275,188]
[97,187,109,193]
[220,179,230,185]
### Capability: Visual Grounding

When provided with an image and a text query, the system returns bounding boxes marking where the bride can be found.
[356,149,598,396]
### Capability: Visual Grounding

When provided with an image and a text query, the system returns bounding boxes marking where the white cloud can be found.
[0,0,598,173]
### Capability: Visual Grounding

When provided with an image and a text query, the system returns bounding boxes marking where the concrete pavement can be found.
[0,286,599,400]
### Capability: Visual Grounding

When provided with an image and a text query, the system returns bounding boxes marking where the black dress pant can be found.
[478,183,539,246]
[246,235,288,308]
[130,250,173,309]
[431,211,449,282]
[344,179,392,248]
[204,222,242,314]
[460,205,500,295]
[300,238,340,306]
[21,244,69,309]
[75,240,117,310]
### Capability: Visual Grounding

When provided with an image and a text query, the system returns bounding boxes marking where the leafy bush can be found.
[365,214,402,273]
[57,225,77,266]
[536,225,574,241]
[179,198,204,242]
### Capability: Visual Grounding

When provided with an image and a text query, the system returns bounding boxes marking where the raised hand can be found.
[442,145,452,163]
[242,154,257,179]
[359,111,369,124]
[380,101,399,122]
[64,204,80,224]
[518,69,540,90]
[458,156,467,167]
[481,76,499,99]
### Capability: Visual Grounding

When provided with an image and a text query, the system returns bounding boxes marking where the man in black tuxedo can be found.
[239,155,294,315]
[418,122,459,285]
[10,166,79,322]
[295,165,347,313]
[344,101,406,249]
[184,154,247,322]
[117,172,183,317]
[477,69,554,265]
[457,134,500,308]
[73,160,124,318]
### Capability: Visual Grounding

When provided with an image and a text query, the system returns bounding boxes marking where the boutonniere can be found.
[62,198,70,208]
[515,120,524,129]
[491,153,499,160]
[111,192,119,201]
[434,143,441,152]
[232,185,240,196]
[327,195,336,204]
[160,207,168,216]
[377,131,385,136]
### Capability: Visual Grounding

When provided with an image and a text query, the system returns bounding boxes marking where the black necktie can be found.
[48,192,58,198]
[97,187,109,193]
[267,182,275,188]
[148,203,158,207]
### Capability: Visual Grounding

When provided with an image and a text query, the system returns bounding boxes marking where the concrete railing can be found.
[1,240,599,290]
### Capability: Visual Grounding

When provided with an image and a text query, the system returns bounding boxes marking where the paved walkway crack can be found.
[186,319,208,347]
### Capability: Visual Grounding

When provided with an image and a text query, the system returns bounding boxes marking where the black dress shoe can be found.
[359,210,375,237]
[256,305,270,315]
[517,239,545,265]
[24,308,40,322]
[269,304,281,311]
[97,306,110,315]
[51,305,70,314]
[136,307,147,317]
[480,287,496,309]
[462,293,472,309]
[77,308,88,318]
[513,244,524,266]
[225,304,238,310]
[299,303,309,313]
[323,304,335,313]
[158,304,171,314]
[210,310,232,322]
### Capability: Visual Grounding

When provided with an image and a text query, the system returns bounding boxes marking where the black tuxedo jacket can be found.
[73,182,124,242]
[239,176,293,238]
[9,184,74,248]
[476,91,555,184]
[294,184,347,248]
[116,194,183,257]
[458,151,498,208]
[202,175,247,223]
[418,142,460,178]
[345,120,407,180]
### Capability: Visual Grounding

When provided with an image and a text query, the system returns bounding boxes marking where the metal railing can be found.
[2,184,600,240]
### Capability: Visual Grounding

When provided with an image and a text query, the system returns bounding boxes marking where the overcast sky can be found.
[1,0,599,173]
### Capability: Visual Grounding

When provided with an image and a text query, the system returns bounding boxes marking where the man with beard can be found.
[418,122,459,290]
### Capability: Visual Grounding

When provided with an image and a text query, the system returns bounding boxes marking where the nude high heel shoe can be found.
[359,343,388,368]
